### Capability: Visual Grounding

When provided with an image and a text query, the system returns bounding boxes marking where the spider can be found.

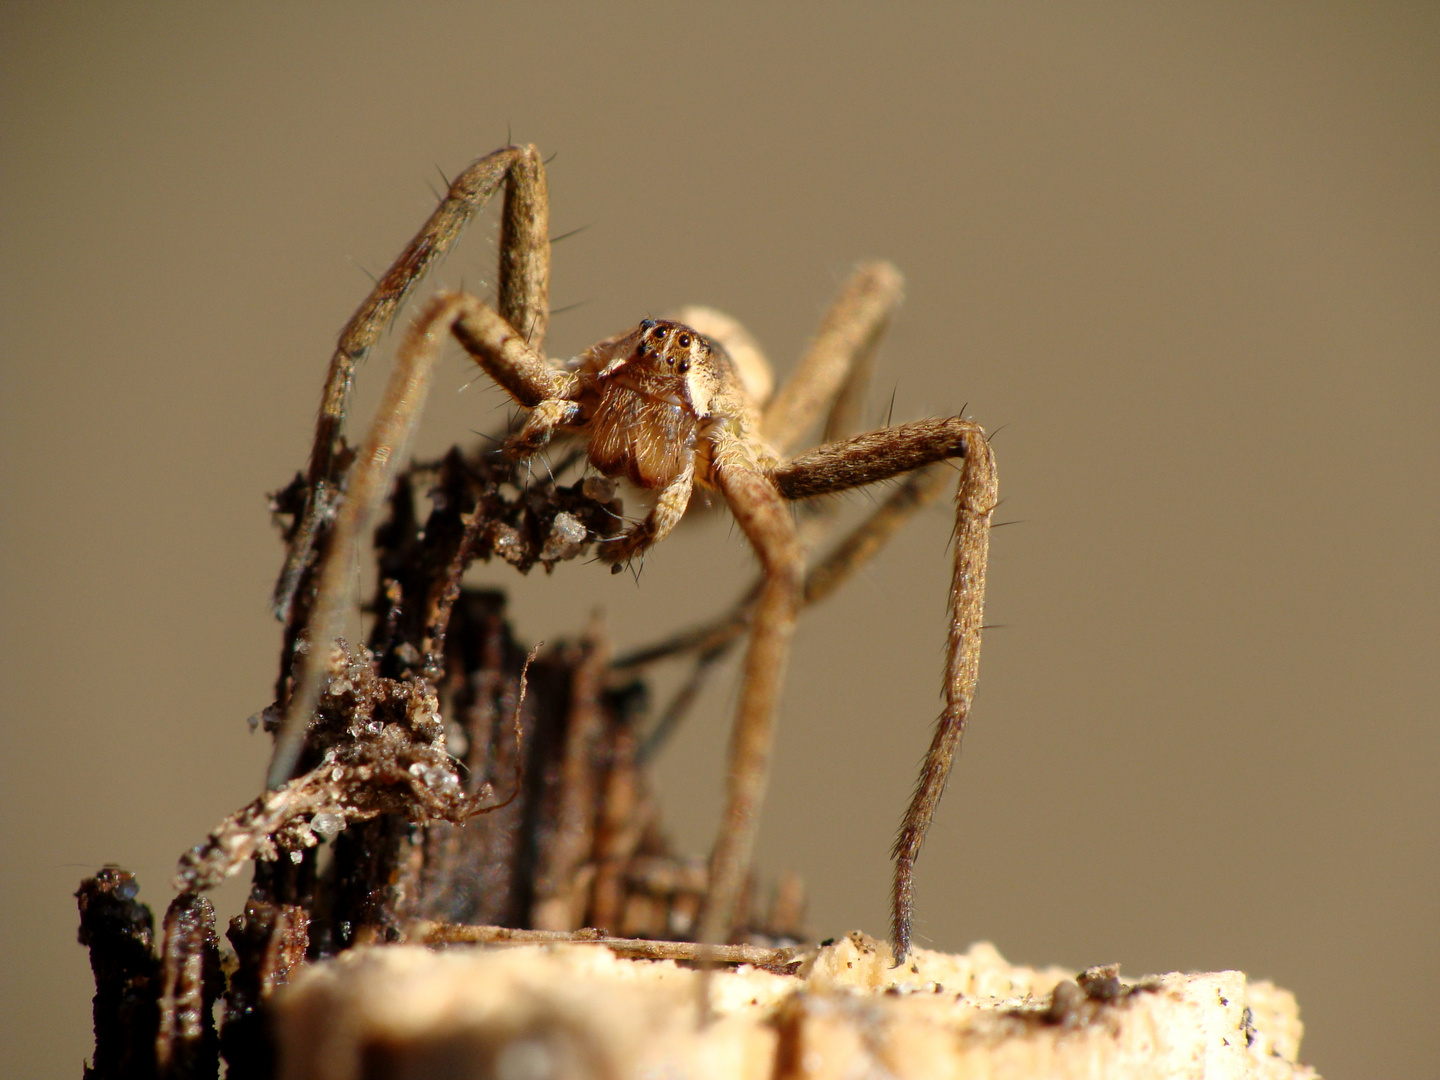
[265,144,997,962]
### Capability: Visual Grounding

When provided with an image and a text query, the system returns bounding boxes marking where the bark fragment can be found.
[156,894,223,1080]
[77,868,160,1080]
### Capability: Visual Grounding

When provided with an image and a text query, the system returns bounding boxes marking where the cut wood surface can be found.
[274,932,1318,1080]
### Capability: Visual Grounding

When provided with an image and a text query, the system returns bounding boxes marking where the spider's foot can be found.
[598,525,654,572]
[502,434,549,461]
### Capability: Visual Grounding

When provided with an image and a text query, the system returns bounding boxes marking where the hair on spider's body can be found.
[267,143,997,964]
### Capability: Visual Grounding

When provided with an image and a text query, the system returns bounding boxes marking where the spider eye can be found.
[677,360,690,374]
[677,333,691,348]
[651,326,666,340]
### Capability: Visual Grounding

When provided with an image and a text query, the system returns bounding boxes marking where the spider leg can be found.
[267,295,470,786]
[889,430,995,962]
[275,144,550,623]
[266,291,578,788]
[762,261,904,455]
[766,416,997,963]
[445,296,578,409]
[695,439,804,947]
[495,148,551,348]
[768,417,980,498]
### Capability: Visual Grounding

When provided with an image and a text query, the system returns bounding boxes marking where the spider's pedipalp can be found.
[598,461,696,572]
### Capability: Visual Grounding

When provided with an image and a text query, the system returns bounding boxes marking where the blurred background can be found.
[3,4,1435,1076]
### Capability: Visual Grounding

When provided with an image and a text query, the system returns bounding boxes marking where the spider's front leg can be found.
[447,296,584,455]
[275,144,551,625]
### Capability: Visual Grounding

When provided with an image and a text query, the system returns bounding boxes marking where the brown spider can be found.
[265,144,997,961]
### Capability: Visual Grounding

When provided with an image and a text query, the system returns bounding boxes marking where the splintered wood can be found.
[273,933,1317,1080]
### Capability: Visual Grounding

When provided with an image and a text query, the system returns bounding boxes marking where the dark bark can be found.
[77,868,160,1080]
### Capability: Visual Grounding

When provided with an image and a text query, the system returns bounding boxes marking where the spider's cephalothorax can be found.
[587,320,747,478]
[268,144,997,962]
[544,318,760,569]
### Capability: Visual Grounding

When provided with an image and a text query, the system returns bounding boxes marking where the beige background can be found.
[2,4,1436,1077]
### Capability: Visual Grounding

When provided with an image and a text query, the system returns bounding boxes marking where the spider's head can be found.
[599,319,743,420]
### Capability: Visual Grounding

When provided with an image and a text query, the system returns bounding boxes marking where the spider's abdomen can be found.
[587,386,698,489]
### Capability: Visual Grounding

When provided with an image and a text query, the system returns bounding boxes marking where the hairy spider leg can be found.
[266,292,559,787]
[447,296,578,409]
[888,429,995,961]
[694,437,805,949]
[274,144,550,625]
[767,416,997,962]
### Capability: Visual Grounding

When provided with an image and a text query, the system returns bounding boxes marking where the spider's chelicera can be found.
[266,144,997,961]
